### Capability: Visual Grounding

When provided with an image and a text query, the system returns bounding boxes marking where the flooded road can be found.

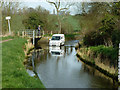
[31,40,116,88]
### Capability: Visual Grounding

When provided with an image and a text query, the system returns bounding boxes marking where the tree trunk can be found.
[57,10,62,34]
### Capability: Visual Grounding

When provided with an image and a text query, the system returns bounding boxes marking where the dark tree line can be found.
[75,2,120,48]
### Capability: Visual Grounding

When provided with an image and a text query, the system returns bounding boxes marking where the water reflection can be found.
[30,40,117,88]
[49,46,64,56]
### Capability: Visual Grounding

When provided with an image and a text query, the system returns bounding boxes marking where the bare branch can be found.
[65,2,75,8]
[46,0,58,10]
[46,0,75,33]
[59,8,68,11]
[58,0,60,9]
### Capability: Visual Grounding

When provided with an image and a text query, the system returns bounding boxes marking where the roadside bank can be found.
[75,44,118,83]
[2,37,45,88]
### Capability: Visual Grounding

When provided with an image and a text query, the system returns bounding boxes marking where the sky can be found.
[4,0,117,15]
[22,2,53,12]
[21,1,79,15]
[16,0,117,15]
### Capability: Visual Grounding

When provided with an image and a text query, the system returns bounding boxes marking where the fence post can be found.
[18,31,20,36]
[43,31,44,36]
[26,31,28,37]
[33,30,35,45]
[25,31,26,37]
[22,31,24,37]
[51,31,52,35]
[118,43,120,82]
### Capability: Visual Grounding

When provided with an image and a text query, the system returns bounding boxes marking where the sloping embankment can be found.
[2,37,45,88]
[75,44,118,81]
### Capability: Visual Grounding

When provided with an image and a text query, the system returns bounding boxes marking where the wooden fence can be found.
[17,29,44,38]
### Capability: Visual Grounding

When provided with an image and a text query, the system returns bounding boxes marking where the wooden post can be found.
[25,31,26,37]
[33,30,35,45]
[51,31,52,35]
[18,31,20,36]
[118,43,120,82]
[22,31,24,37]
[26,31,28,37]
[43,31,44,36]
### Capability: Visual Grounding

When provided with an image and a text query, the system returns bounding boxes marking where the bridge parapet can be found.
[17,29,44,38]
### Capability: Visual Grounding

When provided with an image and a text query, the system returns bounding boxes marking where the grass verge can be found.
[2,37,45,88]
[0,36,16,41]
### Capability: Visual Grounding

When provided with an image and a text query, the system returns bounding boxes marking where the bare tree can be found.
[46,0,74,33]
[75,2,90,15]
[1,1,20,15]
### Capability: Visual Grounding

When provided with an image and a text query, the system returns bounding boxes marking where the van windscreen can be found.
[51,36,60,40]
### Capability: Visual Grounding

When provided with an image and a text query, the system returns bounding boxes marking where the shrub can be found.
[89,45,118,61]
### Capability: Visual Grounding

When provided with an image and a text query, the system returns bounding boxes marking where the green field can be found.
[65,16,81,31]
[62,15,81,32]
[2,37,45,88]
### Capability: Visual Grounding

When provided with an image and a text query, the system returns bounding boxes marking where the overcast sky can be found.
[6,0,114,15]
[21,1,78,15]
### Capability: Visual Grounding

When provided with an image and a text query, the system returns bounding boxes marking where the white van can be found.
[49,34,65,46]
